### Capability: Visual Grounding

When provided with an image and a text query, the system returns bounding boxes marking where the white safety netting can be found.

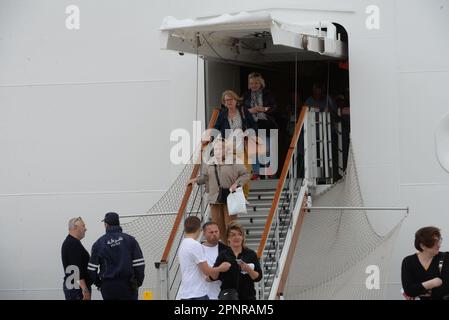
[284,147,405,300]
[121,161,204,298]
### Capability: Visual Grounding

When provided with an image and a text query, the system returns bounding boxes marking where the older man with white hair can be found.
[61,217,92,300]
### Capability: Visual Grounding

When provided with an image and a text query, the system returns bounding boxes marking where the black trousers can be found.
[100,279,138,300]
[63,281,91,300]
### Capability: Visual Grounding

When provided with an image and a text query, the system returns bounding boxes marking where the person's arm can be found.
[231,165,250,191]
[78,279,91,300]
[131,239,145,287]
[422,278,442,290]
[64,244,91,299]
[214,111,225,133]
[240,251,262,282]
[241,92,256,114]
[199,261,231,280]
[264,90,278,114]
[401,256,435,297]
[248,107,259,114]
[239,263,259,281]
[88,242,101,289]
[241,107,257,131]
[188,165,209,186]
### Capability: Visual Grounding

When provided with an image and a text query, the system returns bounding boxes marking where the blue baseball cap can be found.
[102,212,120,226]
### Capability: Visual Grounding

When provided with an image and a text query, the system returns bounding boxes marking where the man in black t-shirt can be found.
[61,217,91,300]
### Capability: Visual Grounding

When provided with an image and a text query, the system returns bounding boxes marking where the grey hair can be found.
[248,72,265,88]
[68,217,82,230]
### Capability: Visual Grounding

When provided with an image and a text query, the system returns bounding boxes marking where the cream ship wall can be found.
[1,0,448,299]
[0,0,204,299]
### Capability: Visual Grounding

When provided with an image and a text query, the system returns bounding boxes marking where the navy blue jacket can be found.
[242,88,278,114]
[88,226,145,288]
[214,106,257,139]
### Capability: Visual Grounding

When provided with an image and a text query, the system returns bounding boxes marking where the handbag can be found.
[218,258,240,300]
[218,288,239,300]
[214,165,230,204]
[227,187,247,216]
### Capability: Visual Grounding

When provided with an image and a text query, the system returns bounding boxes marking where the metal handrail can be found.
[160,108,220,264]
[120,211,195,218]
[156,109,220,300]
[257,107,308,258]
[307,206,409,211]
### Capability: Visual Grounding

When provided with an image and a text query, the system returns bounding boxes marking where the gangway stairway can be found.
[242,179,300,299]
[156,107,322,300]
[126,106,404,299]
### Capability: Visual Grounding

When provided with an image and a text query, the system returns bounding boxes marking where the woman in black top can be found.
[213,222,262,300]
[401,226,449,300]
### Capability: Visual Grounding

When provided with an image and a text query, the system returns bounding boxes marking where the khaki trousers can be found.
[210,203,238,244]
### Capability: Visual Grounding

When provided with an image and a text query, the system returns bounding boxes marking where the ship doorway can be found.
[161,12,350,179]
[203,27,349,180]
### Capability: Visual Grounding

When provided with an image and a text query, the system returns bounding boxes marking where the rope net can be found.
[121,157,204,298]
[284,146,404,299]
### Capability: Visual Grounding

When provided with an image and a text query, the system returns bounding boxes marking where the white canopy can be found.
[160,11,347,63]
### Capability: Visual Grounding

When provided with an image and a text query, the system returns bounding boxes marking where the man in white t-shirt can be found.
[178,216,231,300]
[201,222,229,299]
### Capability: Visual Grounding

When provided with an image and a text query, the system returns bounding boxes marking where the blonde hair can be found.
[248,72,265,89]
[221,90,242,104]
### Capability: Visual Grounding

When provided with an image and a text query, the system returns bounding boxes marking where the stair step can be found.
[248,179,280,190]
[247,202,275,208]
[245,210,292,218]
[242,224,291,232]
[246,239,286,248]
[247,194,288,199]
[245,229,289,237]
[248,190,293,195]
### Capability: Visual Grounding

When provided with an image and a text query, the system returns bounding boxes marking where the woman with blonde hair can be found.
[188,139,249,243]
[214,90,257,139]
[241,72,278,180]
[213,90,257,198]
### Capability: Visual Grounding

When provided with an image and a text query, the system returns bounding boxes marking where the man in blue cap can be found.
[88,212,145,300]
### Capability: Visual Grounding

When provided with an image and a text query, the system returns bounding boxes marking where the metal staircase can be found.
[241,179,300,299]
[156,107,343,300]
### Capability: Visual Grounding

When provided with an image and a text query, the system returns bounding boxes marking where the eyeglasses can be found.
[223,98,234,102]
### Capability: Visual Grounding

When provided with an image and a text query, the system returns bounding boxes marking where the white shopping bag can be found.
[226,187,247,216]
